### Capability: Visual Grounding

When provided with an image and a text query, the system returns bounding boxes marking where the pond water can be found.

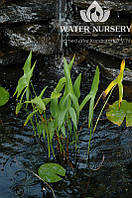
[0,54,132,198]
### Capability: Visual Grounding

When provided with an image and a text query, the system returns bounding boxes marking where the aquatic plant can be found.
[0,86,10,107]
[106,100,132,127]
[14,52,132,191]
[14,51,36,114]
[38,163,66,183]
[102,59,132,127]
[103,59,125,108]
[14,53,99,159]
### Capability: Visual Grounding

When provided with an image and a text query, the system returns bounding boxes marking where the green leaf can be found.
[38,163,66,183]
[14,52,36,99]
[57,108,67,130]
[106,100,132,127]
[53,77,66,93]
[79,94,91,111]
[90,66,100,96]
[37,122,46,138]
[104,60,125,108]
[23,51,32,74]
[50,99,58,118]
[51,92,61,99]
[26,97,46,112]
[64,57,73,94]
[43,98,51,105]
[69,107,77,129]
[73,74,81,99]
[16,103,23,115]
[48,120,55,142]
[69,93,80,119]
[79,66,99,112]
[0,87,10,107]
[88,98,94,128]
[39,86,48,98]
[69,56,75,72]
[24,110,38,126]
[61,125,66,137]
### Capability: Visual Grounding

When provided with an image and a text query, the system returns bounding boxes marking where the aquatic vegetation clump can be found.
[14,53,99,158]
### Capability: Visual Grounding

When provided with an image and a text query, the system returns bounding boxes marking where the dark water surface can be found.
[0,54,132,198]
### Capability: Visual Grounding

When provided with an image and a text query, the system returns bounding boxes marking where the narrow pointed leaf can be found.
[73,74,81,99]
[39,86,48,98]
[54,77,66,93]
[24,110,38,126]
[104,59,125,108]
[90,66,100,95]
[16,103,23,115]
[23,51,32,73]
[69,107,77,129]
[69,56,75,72]
[79,94,91,111]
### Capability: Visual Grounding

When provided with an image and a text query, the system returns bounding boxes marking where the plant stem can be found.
[92,86,115,137]
[26,169,56,198]
[87,126,93,155]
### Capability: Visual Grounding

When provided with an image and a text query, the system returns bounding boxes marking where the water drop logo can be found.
[80,1,110,22]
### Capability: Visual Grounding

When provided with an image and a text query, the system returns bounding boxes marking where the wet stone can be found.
[4,24,60,55]
[73,0,132,13]
[0,48,28,66]
[0,0,57,24]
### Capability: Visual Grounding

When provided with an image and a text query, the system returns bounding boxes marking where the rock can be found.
[99,63,132,99]
[4,24,60,55]
[0,48,28,66]
[0,0,57,24]
[86,42,132,60]
[100,64,132,82]
[73,0,132,13]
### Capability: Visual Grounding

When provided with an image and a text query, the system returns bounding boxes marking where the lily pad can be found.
[0,87,10,107]
[38,163,66,183]
[106,100,132,127]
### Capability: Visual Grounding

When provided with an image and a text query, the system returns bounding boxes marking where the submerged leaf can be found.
[38,163,66,183]
[106,100,132,127]
[0,87,10,107]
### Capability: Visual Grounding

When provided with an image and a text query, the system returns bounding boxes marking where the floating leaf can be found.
[0,87,10,107]
[38,163,66,183]
[106,100,132,127]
